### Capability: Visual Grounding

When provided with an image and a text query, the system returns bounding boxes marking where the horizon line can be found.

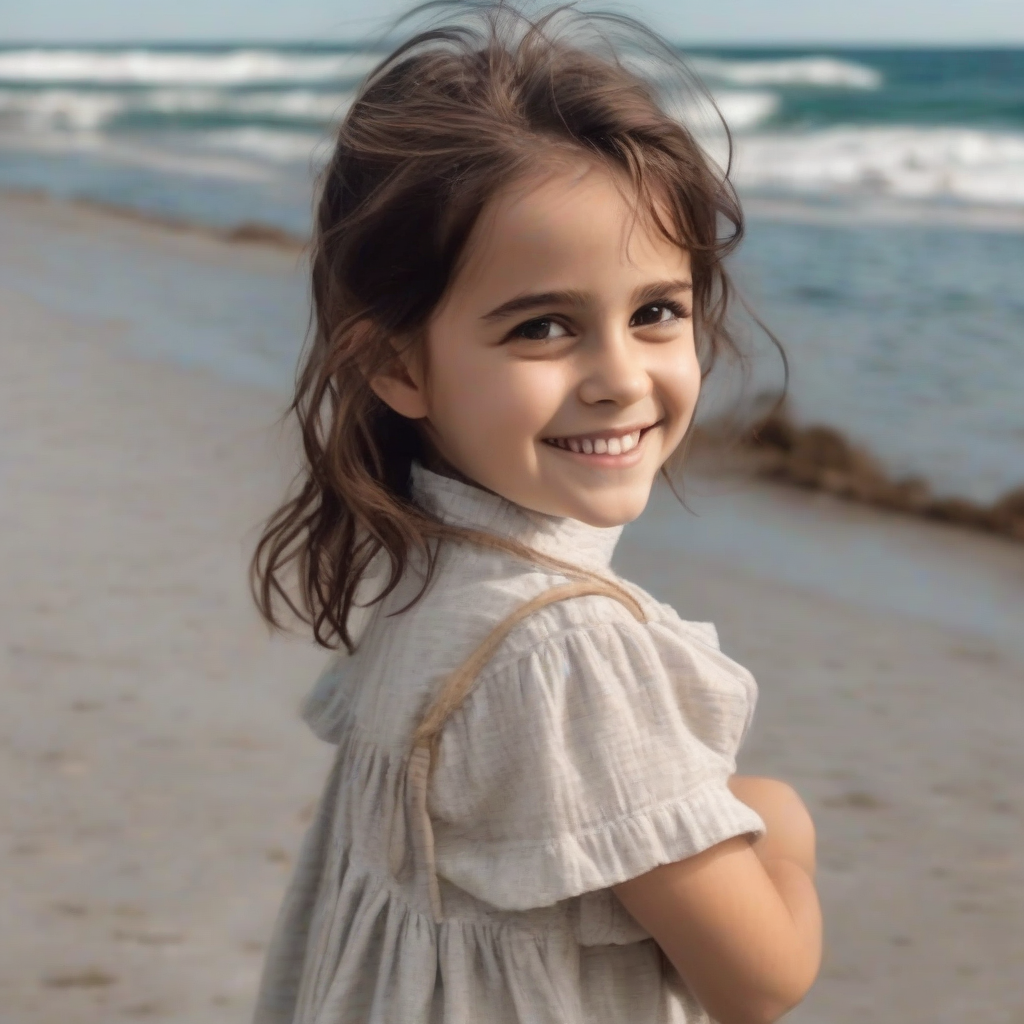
[3,37,1024,48]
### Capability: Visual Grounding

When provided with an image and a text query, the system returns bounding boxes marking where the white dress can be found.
[252,465,766,1024]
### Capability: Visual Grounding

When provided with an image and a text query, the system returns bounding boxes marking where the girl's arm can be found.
[727,774,817,877]
[612,776,821,1024]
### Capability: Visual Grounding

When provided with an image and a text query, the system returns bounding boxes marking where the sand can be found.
[1,191,1023,1024]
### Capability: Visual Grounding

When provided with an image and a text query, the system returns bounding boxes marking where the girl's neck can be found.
[419,443,494,496]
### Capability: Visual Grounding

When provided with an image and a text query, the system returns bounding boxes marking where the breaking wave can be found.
[0,48,380,86]
[693,55,882,90]
[734,126,1024,208]
[0,87,354,131]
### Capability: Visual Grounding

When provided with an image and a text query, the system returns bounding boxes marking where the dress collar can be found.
[409,463,622,571]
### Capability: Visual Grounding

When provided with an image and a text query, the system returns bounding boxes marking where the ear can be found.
[368,346,429,420]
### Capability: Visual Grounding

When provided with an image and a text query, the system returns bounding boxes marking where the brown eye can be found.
[630,301,687,327]
[510,318,570,341]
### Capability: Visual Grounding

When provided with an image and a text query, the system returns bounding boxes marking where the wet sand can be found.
[2,191,1023,1024]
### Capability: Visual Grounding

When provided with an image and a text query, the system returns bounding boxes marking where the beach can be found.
[2,190,1023,1024]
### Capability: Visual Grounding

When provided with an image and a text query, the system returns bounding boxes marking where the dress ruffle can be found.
[254,725,664,1024]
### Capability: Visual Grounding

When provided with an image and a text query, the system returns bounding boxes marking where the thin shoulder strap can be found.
[395,577,647,923]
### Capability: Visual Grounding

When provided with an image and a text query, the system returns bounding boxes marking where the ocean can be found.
[1,43,1022,503]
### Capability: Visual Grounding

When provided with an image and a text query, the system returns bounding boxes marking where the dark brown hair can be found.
[252,1,760,651]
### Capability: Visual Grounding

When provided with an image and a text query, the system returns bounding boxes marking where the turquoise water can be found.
[1,44,1021,501]
[719,47,1024,130]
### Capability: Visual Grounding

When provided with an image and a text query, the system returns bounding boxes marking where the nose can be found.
[577,330,652,408]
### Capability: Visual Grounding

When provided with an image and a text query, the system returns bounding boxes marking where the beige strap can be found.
[394,578,647,922]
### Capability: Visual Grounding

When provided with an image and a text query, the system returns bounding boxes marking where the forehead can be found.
[446,159,689,305]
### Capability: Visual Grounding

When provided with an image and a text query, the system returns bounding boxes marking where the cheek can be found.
[659,343,703,426]
[428,349,566,446]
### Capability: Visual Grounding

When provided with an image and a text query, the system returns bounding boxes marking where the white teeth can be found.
[549,428,645,453]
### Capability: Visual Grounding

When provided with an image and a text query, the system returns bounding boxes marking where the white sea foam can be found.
[0,89,125,130]
[710,90,779,131]
[148,88,356,122]
[661,87,779,142]
[228,90,354,120]
[693,56,882,90]
[195,127,331,165]
[133,89,354,121]
[0,87,356,130]
[0,49,380,85]
[733,127,1024,208]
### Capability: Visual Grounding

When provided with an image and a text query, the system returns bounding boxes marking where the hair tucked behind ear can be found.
[252,0,775,651]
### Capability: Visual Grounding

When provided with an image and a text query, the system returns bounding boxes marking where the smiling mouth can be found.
[542,422,659,456]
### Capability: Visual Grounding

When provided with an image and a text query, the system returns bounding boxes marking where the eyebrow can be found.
[479,279,693,322]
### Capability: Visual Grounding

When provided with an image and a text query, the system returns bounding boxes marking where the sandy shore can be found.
[2,191,1023,1024]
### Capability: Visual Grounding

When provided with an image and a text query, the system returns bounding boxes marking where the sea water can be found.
[1,43,1021,501]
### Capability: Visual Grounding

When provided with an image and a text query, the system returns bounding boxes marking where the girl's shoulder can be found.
[468,561,725,671]
[302,544,751,749]
[456,564,758,753]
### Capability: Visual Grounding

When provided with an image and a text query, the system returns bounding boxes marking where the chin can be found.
[567,489,651,528]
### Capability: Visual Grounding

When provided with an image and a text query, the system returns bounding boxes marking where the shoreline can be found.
[1,187,309,252]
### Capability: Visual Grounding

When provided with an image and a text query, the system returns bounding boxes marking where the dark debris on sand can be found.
[711,407,1024,543]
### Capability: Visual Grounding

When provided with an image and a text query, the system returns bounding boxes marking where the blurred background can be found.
[1,2,1022,1023]
[2,0,1024,499]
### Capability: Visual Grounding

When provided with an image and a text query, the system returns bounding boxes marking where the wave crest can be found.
[0,49,379,86]
[0,87,354,131]
[734,127,1024,208]
[694,55,882,90]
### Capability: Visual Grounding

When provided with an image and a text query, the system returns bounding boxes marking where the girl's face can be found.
[373,159,701,527]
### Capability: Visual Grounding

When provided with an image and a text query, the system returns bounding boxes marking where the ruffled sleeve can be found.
[428,602,766,913]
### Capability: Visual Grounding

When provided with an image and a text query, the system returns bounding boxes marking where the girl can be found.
[251,5,821,1023]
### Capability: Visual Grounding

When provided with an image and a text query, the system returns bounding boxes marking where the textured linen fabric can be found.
[252,464,766,1024]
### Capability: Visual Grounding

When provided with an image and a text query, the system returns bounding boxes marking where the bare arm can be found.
[727,774,817,877]
[612,776,821,1024]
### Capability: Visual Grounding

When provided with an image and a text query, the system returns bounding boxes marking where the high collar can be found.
[409,463,622,571]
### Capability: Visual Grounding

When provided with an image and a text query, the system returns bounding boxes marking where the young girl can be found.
[251,5,821,1023]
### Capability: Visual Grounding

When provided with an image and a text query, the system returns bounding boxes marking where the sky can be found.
[2,0,1024,45]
